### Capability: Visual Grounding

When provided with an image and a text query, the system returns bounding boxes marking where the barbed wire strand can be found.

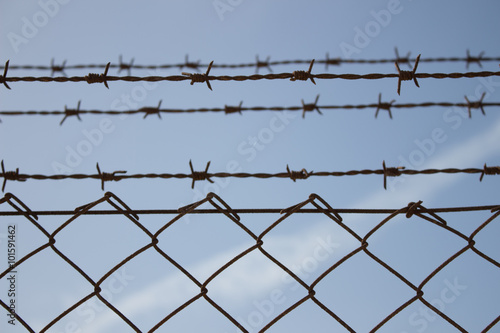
[2,58,500,94]
[0,93,497,123]
[0,192,498,332]
[1,49,498,73]
[1,160,499,192]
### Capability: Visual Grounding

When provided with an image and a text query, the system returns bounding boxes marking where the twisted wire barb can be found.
[0,192,498,332]
[2,50,499,72]
[1,95,498,123]
[0,160,498,191]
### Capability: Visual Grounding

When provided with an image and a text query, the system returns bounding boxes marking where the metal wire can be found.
[1,49,498,73]
[0,192,498,332]
[2,58,500,94]
[0,93,497,122]
[1,160,499,192]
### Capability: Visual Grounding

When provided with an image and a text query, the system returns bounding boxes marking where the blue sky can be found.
[1,1,500,332]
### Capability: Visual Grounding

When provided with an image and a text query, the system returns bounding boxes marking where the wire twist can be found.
[1,160,26,192]
[85,62,110,88]
[464,92,486,118]
[182,60,213,90]
[189,160,213,189]
[287,165,312,182]
[290,59,316,84]
[96,163,126,190]
[395,54,420,95]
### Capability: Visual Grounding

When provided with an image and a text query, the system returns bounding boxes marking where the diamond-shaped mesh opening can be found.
[99,250,200,332]
[260,212,360,285]
[264,300,353,333]
[424,251,500,332]
[156,213,255,282]
[150,297,242,332]
[0,249,90,331]
[54,214,151,279]
[314,253,415,332]
[365,213,467,284]
[205,250,305,332]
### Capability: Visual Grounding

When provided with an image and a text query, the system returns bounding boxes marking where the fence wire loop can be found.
[1,192,38,220]
[405,200,424,218]
[396,54,420,95]
[480,163,500,182]
[0,60,11,90]
[464,92,486,118]
[1,160,26,192]
[182,60,213,90]
[60,100,82,126]
[85,62,110,88]
[286,165,312,182]
[96,163,126,190]
[224,101,243,115]
[301,94,322,118]
[255,55,272,73]
[118,55,134,75]
[375,93,396,119]
[290,59,316,84]
[382,160,405,190]
[189,160,213,189]
[50,58,67,76]
[324,52,340,69]
[141,100,162,119]
[466,49,484,69]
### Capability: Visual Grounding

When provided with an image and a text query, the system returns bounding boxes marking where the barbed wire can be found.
[1,160,499,192]
[1,58,500,94]
[0,192,498,332]
[0,93,496,123]
[1,49,498,74]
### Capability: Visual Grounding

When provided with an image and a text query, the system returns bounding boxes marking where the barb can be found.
[3,51,500,72]
[286,165,313,182]
[118,55,134,75]
[464,92,486,118]
[95,163,126,191]
[50,58,67,76]
[375,93,395,119]
[0,60,11,89]
[189,160,213,189]
[290,59,316,84]
[141,100,162,119]
[396,54,420,95]
[224,101,243,115]
[1,160,26,192]
[255,55,272,73]
[1,161,497,190]
[182,60,214,90]
[60,100,82,125]
[5,95,499,121]
[301,94,322,118]
[85,62,110,88]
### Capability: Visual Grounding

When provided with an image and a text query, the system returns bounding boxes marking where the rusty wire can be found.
[1,58,500,94]
[1,50,498,73]
[1,160,499,192]
[0,192,498,332]
[1,93,498,123]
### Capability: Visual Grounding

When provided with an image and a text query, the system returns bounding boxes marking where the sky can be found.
[0,0,500,332]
